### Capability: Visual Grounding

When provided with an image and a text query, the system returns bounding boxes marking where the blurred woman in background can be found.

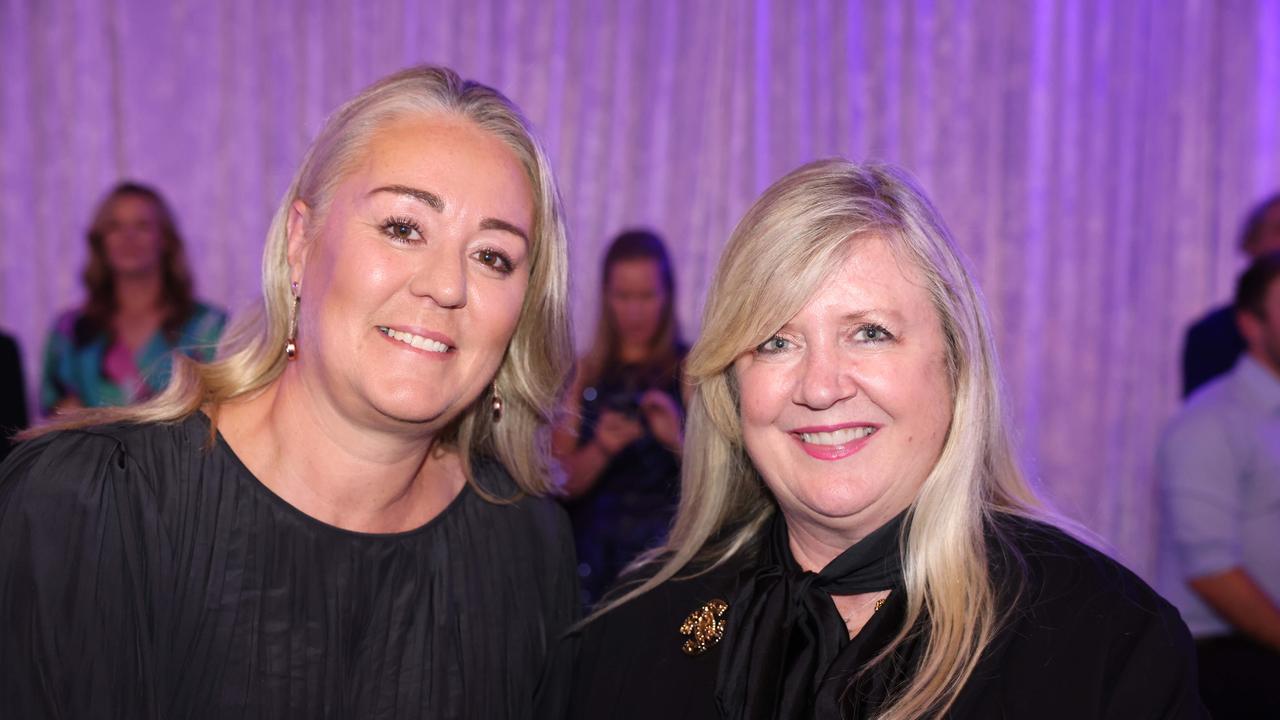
[555,230,687,603]
[40,182,226,415]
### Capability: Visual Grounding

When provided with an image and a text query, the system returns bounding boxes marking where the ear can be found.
[286,200,314,288]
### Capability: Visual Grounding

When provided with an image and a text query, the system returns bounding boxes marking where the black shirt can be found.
[1182,305,1245,398]
[0,413,578,719]
[564,516,1205,719]
[0,331,28,462]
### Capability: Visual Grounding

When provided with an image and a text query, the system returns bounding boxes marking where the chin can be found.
[366,389,462,427]
[789,482,888,527]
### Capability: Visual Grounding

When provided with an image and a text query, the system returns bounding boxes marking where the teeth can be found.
[800,427,877,445]
[379,326,449,353]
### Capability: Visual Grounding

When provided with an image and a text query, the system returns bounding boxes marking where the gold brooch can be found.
[679,598,729,656]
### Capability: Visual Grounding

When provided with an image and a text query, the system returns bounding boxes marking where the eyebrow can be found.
[369,184,530,245]
[842,309,903,323]
[371,184,443,212]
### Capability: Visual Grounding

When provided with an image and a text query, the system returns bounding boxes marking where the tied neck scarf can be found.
[715,509,908,720]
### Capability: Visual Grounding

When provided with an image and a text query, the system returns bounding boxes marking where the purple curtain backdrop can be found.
[2,0,1279,579]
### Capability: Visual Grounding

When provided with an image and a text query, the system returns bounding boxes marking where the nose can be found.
[792,341,856,410]
[409,246,467,308]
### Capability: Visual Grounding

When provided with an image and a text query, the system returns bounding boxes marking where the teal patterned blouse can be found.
[40,302,226,415]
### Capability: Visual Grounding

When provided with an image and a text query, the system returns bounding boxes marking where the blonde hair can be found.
[30,66,573,498]
[598,160,1045,718]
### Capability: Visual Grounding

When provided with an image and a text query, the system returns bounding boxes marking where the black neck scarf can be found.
[714,509,908,720]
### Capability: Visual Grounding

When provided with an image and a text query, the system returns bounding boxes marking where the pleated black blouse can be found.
[0,413,578,719]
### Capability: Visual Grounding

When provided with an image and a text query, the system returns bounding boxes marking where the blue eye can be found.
[856,324,894,343]
[756,335,792,354]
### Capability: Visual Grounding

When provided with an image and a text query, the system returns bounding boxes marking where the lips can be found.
[790,423,879,461]
[376,326,454,354]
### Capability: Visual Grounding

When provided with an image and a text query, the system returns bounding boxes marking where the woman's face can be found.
[101,194,165,278]
[606,258,667,348]
[733,235,952,542]
[288,113,534,430]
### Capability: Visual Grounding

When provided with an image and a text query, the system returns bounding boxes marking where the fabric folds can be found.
[715,510,907,720]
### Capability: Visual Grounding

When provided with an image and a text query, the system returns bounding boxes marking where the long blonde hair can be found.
[30,66,573,497]
[599,160,1045,718]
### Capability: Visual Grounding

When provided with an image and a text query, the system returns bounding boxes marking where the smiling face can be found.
[733,235,953,542]
[287,113,534,430]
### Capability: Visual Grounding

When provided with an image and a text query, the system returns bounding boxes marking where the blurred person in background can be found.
[1182,193,1280,397]
[1,66,577,718]
[554,230,687,603]
[1159,251,1280,718]
[0,330,27,462]
[40,182,226,416]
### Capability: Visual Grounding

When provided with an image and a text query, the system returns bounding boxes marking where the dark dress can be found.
[565,516,1206,719]
[1182,305,1245,398]
[566,352,685,603]
[0,413,578,719]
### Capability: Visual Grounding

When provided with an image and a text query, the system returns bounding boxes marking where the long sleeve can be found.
[1157,398,1242,579]
[0,431,157,719]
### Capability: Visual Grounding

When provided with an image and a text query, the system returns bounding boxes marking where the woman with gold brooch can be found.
[563,161,1206,718]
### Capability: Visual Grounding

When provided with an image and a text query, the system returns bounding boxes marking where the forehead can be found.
[109,194,159,217]
[793,235,932,320]
[345,114,533,221]
[607,258,663,289]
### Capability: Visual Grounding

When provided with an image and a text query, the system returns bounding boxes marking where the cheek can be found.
[306,243,400,336]
[474,273,530,343]
[735,363,791,429]
[645,297,665,322]
[897,356,953,445]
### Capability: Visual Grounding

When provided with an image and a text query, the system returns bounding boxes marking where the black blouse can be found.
[563,516,1207,719]
[0,413,578,719]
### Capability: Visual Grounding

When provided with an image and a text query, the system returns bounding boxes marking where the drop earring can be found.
[285,281,300,359]
[491,383,503,423]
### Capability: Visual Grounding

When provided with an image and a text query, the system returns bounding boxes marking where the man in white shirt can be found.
[1159,252,1280,717]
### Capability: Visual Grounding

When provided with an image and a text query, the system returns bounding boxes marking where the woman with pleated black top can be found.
[0,66,577,719]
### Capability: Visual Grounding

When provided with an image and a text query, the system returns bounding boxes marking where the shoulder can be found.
[0,424,152,540]
[984,515,1198,706]
[992,515,1177,622]
[1160,378,1237,448]
[0,333,19,372]
[978,515,1204,715]
[186,302,228,330]
[190,301,227,320]
[1,416,206,502]
[1186,305,1237,340]
[49,308,84,338]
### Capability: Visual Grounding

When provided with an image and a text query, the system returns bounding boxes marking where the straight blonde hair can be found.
[30,66,573,498]
[597,160,1046,718]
